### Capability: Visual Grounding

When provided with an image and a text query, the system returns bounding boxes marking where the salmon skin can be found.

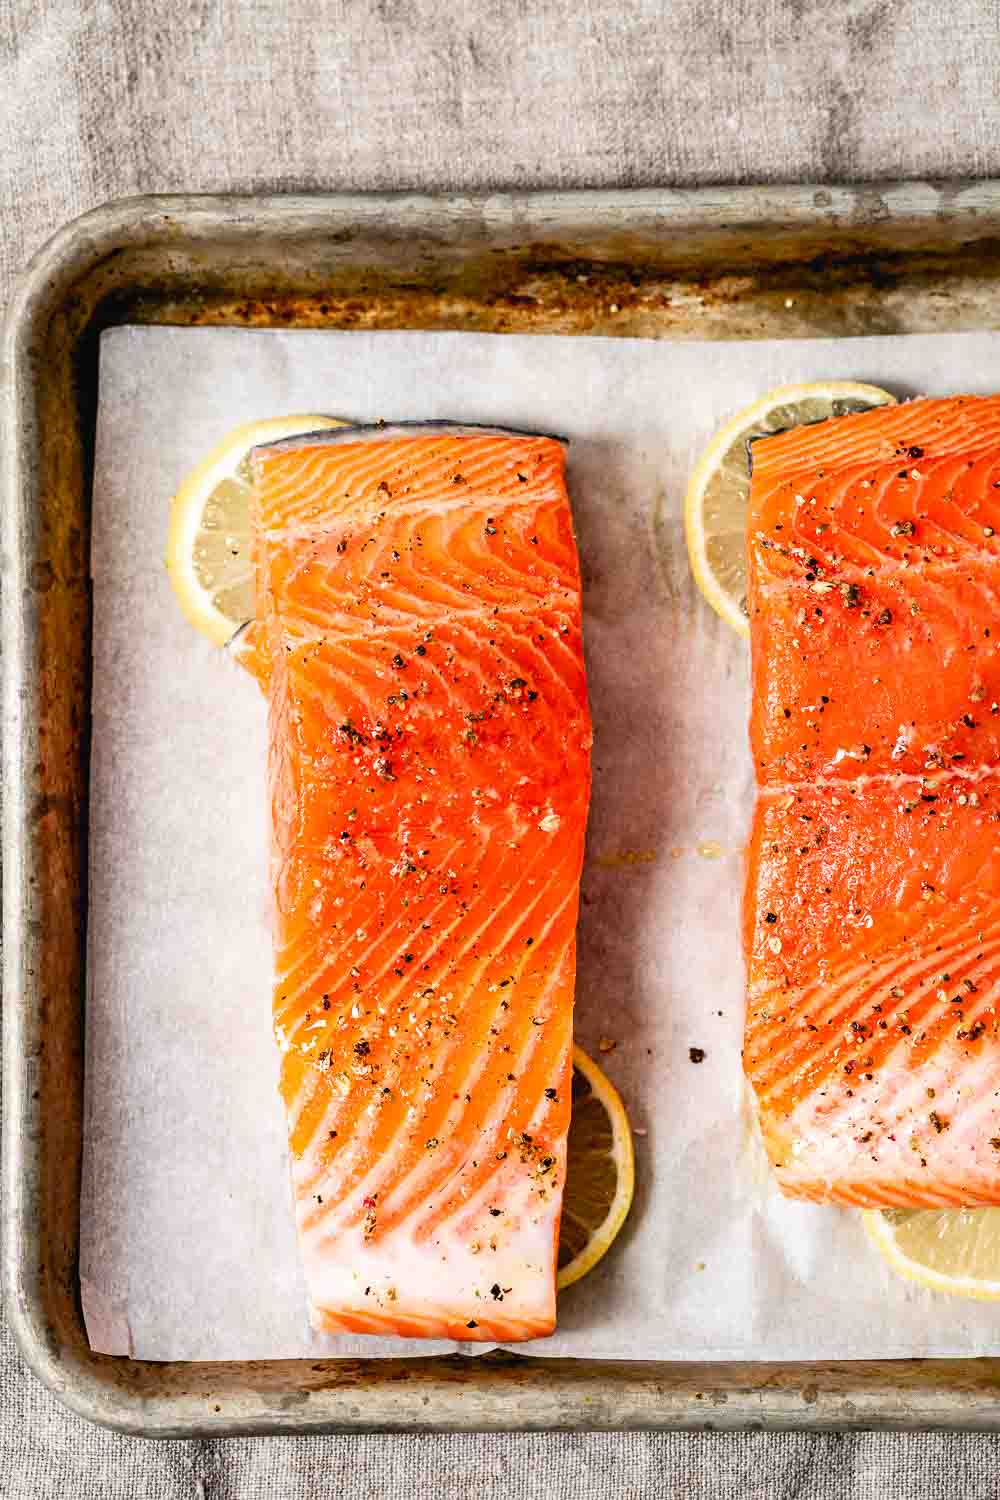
[744,394,1000,1207]
[251,422,592,1339]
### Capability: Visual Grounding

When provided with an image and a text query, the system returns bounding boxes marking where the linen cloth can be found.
[4,0,1000,1493]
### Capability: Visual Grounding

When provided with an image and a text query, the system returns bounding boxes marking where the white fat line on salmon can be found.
[754,550,1000,588]
[760,766,1000,795]
[424,1015,573,1239]
[258,589,581,647]
[287,847,577,1203]
[292,886,575,1219]
[749,400,1000,481]
[273,832,479,1036]
[254,435,568,510]
[274,553,569,636]
[290,876,569,1206]
[755,942,1000,1140]
[749,908,1000,1090]
[378,958,572,1236]
[257,485,570,541]
[255,444,566,530]
[347,1026,564,1241]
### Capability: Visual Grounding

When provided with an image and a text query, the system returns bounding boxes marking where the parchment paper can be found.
[82,325,1000,1361]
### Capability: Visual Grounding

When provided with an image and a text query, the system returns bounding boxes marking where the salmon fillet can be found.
[251,424,592,1339]
[744,394,1000,1207]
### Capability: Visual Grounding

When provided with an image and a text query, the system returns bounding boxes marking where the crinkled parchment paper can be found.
[82,325,1000,1359]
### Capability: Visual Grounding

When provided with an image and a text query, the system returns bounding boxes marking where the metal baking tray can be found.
[6,185,1000,1436]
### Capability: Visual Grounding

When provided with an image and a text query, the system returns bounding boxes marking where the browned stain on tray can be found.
[77,217,1000,345]
[9,188,1000,1436]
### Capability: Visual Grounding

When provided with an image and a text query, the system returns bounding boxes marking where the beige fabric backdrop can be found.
[4,0,1000,1494]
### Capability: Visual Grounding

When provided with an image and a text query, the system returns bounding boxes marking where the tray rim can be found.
[7,184,1000,1436]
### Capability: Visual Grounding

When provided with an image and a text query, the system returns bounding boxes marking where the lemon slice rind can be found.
[557,1044,635,1291]
[166,414,346,646]
[685,381,897,636]
[863,1207,1000,1301]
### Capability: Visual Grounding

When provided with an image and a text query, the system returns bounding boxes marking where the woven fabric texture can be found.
[4,0,1000,1493]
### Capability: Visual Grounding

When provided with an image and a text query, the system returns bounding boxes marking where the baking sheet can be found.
[82,324,1000,1362]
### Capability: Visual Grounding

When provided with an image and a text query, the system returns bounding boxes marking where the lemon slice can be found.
[863,1207,1000,1300]
[557,1044,635,1289]
[166,414,346,645]
[685,381,896,635]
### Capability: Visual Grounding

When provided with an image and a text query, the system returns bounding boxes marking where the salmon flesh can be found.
[745,395,1000,1207]
[251,424,592,1338]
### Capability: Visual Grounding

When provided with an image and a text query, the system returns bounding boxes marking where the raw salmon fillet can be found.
[744,394,1000,1207]
[250,424,592,1339]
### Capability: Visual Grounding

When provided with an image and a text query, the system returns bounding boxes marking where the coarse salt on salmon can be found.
[744,394,1000,1207]
[251,425,592,1339]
